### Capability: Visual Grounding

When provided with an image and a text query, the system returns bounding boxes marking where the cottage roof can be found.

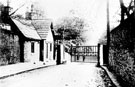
[31,19,52,39]
[12,19,41,40]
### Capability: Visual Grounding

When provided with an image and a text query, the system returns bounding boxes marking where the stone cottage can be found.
[0,6,21,66]
[11,19,41,63]
[0,22,20,65]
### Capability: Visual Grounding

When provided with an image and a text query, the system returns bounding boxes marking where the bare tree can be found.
[119,0,134,23]
[25,2,45,20]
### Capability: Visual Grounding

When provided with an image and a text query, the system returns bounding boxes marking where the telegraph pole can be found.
[106,0,110,66]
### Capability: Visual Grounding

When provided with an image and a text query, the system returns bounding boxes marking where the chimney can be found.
[4,6,10,16]
[25,4,34,20]
[1,0,12,23]
[1,6,10,23]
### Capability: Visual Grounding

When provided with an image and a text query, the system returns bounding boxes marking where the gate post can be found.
[71,45,72,62]
[96,44,100,67]
[103,45,109,66]
[56,45,61,65]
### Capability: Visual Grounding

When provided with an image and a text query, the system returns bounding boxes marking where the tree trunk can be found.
[119,0,125,24]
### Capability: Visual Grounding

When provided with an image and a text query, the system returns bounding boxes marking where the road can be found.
[0,63,115,87]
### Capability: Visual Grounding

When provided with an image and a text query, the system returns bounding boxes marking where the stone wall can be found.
[109,15,135,86]
[0,29,20,66]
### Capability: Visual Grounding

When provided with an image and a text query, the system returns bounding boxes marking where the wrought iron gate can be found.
[71,45,99,63]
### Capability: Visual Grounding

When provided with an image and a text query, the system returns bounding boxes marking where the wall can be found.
[60,44,64,63]
[43,41,55,64]
[24,41,40,63]
[64,52,71,63]
[109,15,135,86]
[43,29,56,65]
[0,29,20,66]
[100,45,103,65]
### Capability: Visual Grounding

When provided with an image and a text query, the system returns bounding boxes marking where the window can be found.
[46,43,48,58]
[31,42,34,53]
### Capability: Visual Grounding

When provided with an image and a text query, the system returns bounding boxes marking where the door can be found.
[40,40,44,61]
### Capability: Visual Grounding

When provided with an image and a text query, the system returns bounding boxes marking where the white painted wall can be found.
[43,30,55,65]
[46,30,54,42]
[60,44,65,63]
[100,45,103,65]
[43,41,55,63]
[24,41,40,63]
[64,52,71,63]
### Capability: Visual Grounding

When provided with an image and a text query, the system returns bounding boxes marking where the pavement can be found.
[101,66,122,87]
[0,62,56,79]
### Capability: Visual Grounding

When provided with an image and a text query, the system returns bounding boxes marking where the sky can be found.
[0,0,125,45]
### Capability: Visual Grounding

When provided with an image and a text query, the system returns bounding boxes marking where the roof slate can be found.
[31,19,52,39]
[12,19,41,40]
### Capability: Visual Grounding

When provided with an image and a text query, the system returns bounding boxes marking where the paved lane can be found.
[0,63,115,87]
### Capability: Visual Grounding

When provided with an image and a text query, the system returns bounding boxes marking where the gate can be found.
[71,45,99,63]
